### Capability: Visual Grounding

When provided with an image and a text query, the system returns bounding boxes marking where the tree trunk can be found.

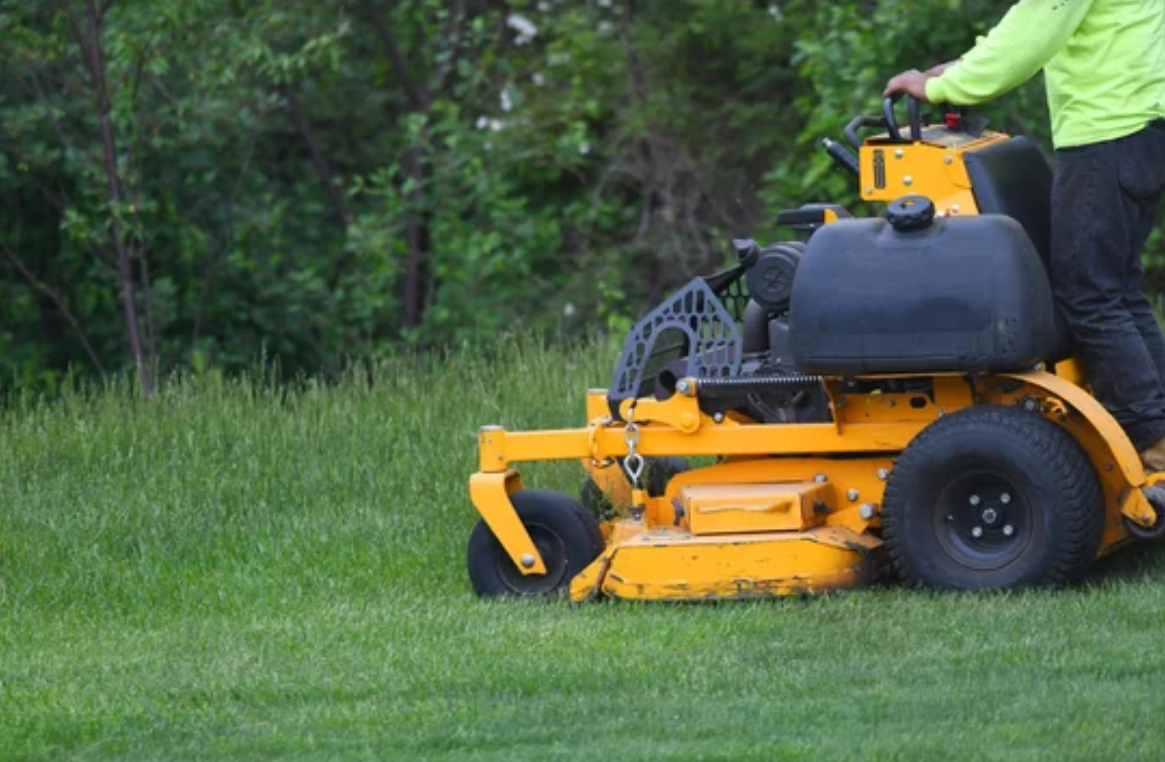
[79,0,153,394]
[358,0,435,332]
[400,144,430,330]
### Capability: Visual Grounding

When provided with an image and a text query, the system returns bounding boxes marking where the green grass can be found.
[3,336,1165,761]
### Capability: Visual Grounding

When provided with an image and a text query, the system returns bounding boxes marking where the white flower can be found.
[507,14,538,44]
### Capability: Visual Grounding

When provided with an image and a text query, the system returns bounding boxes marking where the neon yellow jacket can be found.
[924,0,1165,149]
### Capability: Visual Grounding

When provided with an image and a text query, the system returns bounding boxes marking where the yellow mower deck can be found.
[570,523,879,602]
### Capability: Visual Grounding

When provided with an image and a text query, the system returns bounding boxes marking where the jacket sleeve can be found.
[925,0,1096,105]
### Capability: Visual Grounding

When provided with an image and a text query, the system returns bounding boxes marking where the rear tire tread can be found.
[882,405,1104,589]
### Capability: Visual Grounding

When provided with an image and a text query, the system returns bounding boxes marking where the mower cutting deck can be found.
[465,95,1165,602]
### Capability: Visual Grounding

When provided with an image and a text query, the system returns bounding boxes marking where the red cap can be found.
[945,112,962,130]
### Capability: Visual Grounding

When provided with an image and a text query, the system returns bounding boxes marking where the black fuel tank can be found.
[789,214,1058,374]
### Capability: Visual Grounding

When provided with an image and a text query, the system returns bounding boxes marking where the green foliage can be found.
[0,0,1160,387]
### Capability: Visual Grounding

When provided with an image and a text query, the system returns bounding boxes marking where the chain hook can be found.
[621,406,649,521]
[623,420,644,489]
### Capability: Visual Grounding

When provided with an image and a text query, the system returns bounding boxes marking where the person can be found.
[884,0,1165,471]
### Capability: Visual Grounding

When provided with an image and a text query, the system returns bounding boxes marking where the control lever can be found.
[822,138,860,177]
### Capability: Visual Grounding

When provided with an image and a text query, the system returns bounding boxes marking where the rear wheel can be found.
[468,489,604,598]
[882,405,1104,590]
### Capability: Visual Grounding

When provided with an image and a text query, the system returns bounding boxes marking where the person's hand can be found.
[883,69,932,102]
[924,59,960,77]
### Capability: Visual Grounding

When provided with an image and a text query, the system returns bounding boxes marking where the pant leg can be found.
[1051,131,1165,451]
[1121,127,1165,385]
[1125,290,1165,386]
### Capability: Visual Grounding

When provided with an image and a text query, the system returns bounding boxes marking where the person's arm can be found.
[924,0,1096,105]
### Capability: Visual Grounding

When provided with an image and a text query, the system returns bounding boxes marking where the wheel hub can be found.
[497,524,569,595]
[932,473,1032,571]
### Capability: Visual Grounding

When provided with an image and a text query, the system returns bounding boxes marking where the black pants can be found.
[1051,121,1165,451]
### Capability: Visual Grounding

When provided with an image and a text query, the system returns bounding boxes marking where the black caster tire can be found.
[468,489,604,598]
[1124,486,1165,541]
[883,405,1104,590]
[580,457,690,519]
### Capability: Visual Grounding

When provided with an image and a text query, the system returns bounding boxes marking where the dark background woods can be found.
[2,0,1161,391]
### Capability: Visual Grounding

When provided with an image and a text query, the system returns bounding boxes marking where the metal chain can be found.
[622,407,645,490]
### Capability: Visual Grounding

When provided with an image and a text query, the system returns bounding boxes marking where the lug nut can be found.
[877,468,890,481]
[859,503,878,520]
[847,489,860,502]
[814,474,827,483]
[1000,493,1012,505]
[969,495,981,506]
[971,526,984,539]
[1002,525,1015,537]
[520,554,536,568]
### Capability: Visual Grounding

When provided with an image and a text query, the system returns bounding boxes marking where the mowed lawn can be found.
[3,338,1165,761]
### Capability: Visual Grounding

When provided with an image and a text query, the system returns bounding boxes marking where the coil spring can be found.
[696,374,823,398]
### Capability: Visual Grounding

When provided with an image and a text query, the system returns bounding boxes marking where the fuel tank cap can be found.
[886,195,936,231]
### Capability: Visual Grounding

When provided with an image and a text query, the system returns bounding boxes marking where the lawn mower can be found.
[466,94,1165,601]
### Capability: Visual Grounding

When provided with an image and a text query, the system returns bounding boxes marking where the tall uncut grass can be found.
[2,334,1165,761]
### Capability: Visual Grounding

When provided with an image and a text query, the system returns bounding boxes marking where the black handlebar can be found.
[883,94,923,143]
[844,115,886,150]
[829,94,929,180]
[843,95,924,150]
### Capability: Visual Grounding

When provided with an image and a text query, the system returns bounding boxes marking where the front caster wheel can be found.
[1124,486,1165,541]
[468,489,604,598]
[883,406,1104,590]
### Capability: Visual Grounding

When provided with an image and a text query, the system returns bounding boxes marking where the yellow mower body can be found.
[466,101,1164,602]
[858,124,1010,215]
[473,370,1158,601]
